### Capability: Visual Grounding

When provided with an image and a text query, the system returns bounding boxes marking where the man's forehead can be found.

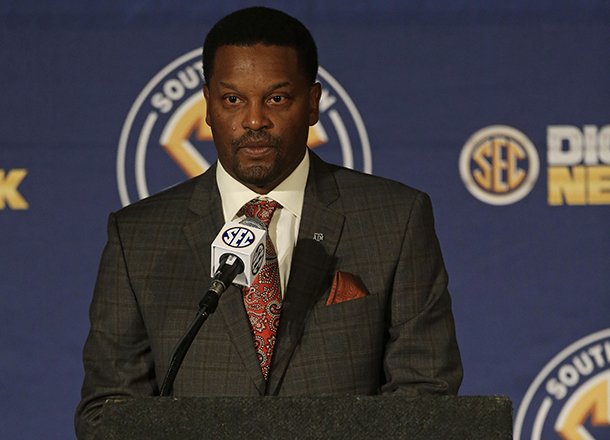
[208,44,303,83]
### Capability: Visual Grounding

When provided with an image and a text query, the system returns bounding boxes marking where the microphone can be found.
[210,217,267,285]
[160,217,267,396]
[201,216,267,314]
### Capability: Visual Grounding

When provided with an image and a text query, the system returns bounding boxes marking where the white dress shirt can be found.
[216,151,310,296]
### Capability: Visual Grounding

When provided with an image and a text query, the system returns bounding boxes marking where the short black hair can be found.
[202,7,318,85]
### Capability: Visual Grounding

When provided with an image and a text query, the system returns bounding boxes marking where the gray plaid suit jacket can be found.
[76,152,462,438]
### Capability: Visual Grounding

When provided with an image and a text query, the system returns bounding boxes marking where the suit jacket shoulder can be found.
[307,153,431,234]
[112,165,218,223]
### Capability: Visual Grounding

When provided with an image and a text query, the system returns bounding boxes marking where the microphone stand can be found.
[159,254,244,396]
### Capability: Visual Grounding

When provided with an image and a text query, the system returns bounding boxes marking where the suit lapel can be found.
[182,166,266,394]
[182,166,224,279]
[266,153,345,395]
[218,286,267,393]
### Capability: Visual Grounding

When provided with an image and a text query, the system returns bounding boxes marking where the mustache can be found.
[232,131,281,148]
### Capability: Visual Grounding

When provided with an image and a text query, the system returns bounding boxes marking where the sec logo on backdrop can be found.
[116,49,371,206]
[459,125,540,205]
[514,328,610,440]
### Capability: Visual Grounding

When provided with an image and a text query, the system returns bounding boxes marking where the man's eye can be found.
[269,95,285,104]
[225,96,239,104]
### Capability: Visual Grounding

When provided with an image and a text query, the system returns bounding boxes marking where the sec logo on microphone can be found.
[222,227,255,248]
[251,243,265,276]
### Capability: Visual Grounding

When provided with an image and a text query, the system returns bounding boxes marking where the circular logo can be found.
[117,49,371,206]
[514,328,610,439]
[221,227,255,248]
[251,243,265,276]
[459,125,539,205]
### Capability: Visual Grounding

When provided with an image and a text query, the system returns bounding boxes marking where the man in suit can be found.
[76,6,462,439]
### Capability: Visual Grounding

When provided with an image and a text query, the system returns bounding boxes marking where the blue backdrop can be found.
[2,1,609,439]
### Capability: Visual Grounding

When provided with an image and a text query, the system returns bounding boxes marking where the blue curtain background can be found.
[1,1,609,438]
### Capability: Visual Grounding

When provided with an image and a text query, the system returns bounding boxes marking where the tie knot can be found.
[240,198,282,227]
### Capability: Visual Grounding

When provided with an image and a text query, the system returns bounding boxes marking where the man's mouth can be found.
[237,144,276,156]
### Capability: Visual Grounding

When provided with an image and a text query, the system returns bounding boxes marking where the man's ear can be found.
[203,84,211,126]
[308,82,322,126]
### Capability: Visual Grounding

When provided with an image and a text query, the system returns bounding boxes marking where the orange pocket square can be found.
[325,271,369,305]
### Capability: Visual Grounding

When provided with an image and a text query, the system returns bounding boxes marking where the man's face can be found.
[204,44,321,194]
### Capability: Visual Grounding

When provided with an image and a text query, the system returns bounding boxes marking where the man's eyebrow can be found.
[218,81,238,90]
[265,81,292,93]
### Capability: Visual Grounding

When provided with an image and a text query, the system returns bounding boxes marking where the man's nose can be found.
[242,101,271,131]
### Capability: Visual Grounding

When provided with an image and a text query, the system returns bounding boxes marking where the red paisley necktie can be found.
[240,198,282,380]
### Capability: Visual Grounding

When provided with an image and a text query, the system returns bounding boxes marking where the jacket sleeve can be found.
[381,192,463,395]
[75,213,158,440]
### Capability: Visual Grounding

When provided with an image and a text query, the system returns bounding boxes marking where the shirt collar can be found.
[216,150,310,221]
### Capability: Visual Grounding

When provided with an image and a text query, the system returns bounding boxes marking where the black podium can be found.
[98,395,512,439]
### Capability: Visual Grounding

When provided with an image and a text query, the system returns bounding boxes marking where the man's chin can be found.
[234,164,280,190]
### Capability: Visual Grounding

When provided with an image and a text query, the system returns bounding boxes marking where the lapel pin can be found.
[313,232,324,242]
